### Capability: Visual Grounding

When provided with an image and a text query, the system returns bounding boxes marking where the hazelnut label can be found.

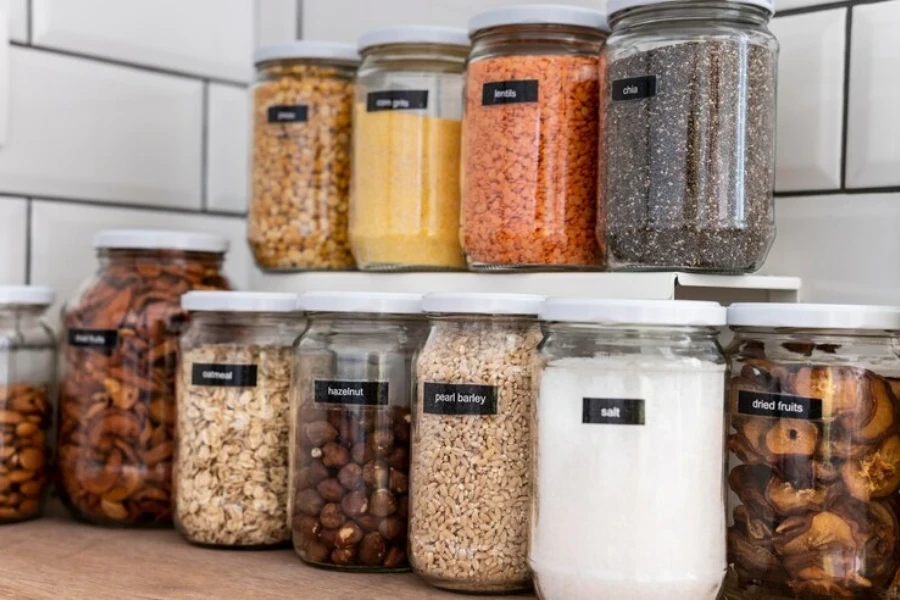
[366,90,429,112]
[267,104,309,123]
[67,328,118,353]
[191,363,258,387]
[482,80,539,106]
[612,76,658,102]
[738,390,823,420]
[423,382,498,416]
[314,380,389,406]
[582,398,645,425]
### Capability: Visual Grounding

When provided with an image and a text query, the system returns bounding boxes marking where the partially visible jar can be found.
[410,293,543,593]
[461,6,608,271]
[602,0,778,272]
[250,42,360,272]
[0,286,56,524]
[724,304,900,600]
[58,230,231,527]
[291,292,425,571]
[176,291,301,548]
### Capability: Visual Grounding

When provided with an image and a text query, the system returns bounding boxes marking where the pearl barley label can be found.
[582,398,645,425]
[737,390,823,420]
[423,382,498,416]
[314,380,389,406]
[191,363,258,388]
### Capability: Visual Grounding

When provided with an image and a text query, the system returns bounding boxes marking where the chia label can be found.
[423,382,498,416]
[315,380,389,406]
[367,90,429,112]
[267,104,309,123]
[191,363,258,387]
[482,80,539,106]
[611,76,658,101]
[738,390,823,420]
[67,329,118,353]
[583,398,645,425]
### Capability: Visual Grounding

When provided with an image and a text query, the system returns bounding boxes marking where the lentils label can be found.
[191,363,258,388]
[582,398,645,425]
[267,104,309,123]
[67,328,118,353]
[737,390,823,420]
[314,380,389,406]
[423,382,498,416]
[611,76,658,101]
[366,90,429,112]
[481,80,539,106]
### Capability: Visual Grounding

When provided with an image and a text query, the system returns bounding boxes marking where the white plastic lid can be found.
[541,299,726,326]
[607,0,774,18]
[182,291,297,313]
[728,303,900,331]
[300,291,423,315]
[358,26,470,52]
[423,293,544,316]
[0,285,55,306]
[254,41,361,66]
[469,4,609,35]
[93,229,229,253]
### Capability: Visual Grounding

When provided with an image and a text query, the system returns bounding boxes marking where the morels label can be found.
[482,80,539,106]
[583,398,645,425]
[423,382,497,416]
[315,380,389,406]
[67,329,118,353]
[267,104,309,123]
[738,390,823,420]
[611,76,658,101]
[367,90,429,112]
[191,363,258,387]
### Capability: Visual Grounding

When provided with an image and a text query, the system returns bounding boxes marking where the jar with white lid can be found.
[0,286,56,524]
[532,299,728,600]
[291,292,425,571]
[349,26,469,272]
[410,293,543,593]
[724,304,900,600]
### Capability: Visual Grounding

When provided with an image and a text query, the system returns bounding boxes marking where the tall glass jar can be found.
[0,286,56,524]
[175,292,301,548]
[461,6,608,271]
[58,230,231,527]
[724,304,900,600]
[291,292,424,571]
[250,42,360,272]
[410,293,543,593]
[349,27,469,272]
[602,0,778,273]
[532,299,728,600]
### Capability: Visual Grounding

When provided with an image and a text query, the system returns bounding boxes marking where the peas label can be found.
[267,105,309,123]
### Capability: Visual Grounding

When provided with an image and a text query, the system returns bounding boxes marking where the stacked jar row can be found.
[250,0,778,275]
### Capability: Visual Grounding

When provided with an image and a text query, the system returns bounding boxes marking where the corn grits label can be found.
[67,329,118,353]
[612,76,658,101]
[366,90,429,112]
[423,382,498,416]
[267,104,309,123]
[582,398,645,425]
[191,363,258,387]
[482,80,539,106]
[737,390,823,420]
[314,380,389,406]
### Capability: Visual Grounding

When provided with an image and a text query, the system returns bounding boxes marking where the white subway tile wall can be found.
[0,196,27,285]
[6,0,28,43]
[207,83,250,214]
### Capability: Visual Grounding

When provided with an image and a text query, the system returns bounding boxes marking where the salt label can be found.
[423,382,498,416]
[582,398,645,425]
[737,390,822,420]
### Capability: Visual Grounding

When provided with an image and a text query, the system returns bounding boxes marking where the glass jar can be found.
[0,287,56,524]
[724,304,900,600]
[58,230,231,527]
[602,0,777,273]
[532,299,728,600]
[349,27,469,272]
[410,293,543,593]
[291,292,424,571]
[461,6,608,271]
[175,292,301,548]
[249,42,360,272]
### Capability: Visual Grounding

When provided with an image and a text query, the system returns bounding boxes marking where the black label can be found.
[267,104,308,123]
[366,90,429,112]
[67,329,118,353]
[612,76,658,101]
[738,390,823,420]
[583,398,645,425]
[423,383,498,416]
[191,363,258,387]
[315,380,389,406]
[482,80,539,106]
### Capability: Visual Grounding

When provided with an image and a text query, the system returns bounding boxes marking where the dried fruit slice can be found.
[775,511,858,556]
[765,476,827,516]
[793,366,869,421]
[765,419,819,456]
[728,464,775,521]
[848,375,897,444]
[841,435,900,501]
[728,528,783,581]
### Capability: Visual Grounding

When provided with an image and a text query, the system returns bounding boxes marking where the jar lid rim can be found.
[0,285,55,306]
[93,229,229,253]
[541,299,726,326]
[254,41,361,66]
[182,291,297,313]
[300,291,423,315]
[469,4,609,35]
[728,303,900,330]
[358,26,470,52]
[423,293,545,316]
[607,0,775,19]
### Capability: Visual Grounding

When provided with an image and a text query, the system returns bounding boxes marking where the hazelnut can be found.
[388,469,408,494]
[341,490,368,518]
[318,527,339,549]
[303,541,330,563]
[369,489,397,517]
[316,478,345,502]
[393,418,410,444]
[378,516,406,542]
[295,488,325,517]
[358,532,387,566]
[319,503,345,529]
[353,514,381,532]
[352,442,375,465]
[292,514,320,544]
[304,421,338,446]
[338,415,363,445]
[338,463,364,490]
[362,460,389,489]
[383,546,407,568]
[371,429,394,454]
[386,447,408,470]
[301,405,328,422]
[296,460,329,489]
[336,521,364,547]
[322,442,350,468]
[331,546,356,565]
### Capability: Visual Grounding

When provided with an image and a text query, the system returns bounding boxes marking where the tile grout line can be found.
[296,0,304,39]
[24,199,32,285]
[201,81,210,212]
[9,192,247,218]
[838,6,853,189]
[25,0,32,44]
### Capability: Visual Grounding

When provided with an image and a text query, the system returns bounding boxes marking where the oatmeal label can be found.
[423,382,498,416]
[67,329,118,353]
[314,380,389,406]
[267,104,309,123]
[738,390,823,420]
[482,80,539,106]
[192,363,258,387]
[367,90,429,112]
[612,76,658,101]
[582,398,645,425]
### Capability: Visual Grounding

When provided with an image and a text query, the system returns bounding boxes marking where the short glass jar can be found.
[249,42,360,272]
[724,304,900,600]
[175,291,301,548]
[461,6,608,271]
[0,286,56,524]
[602,0,778,273]
[410,293,543,593]
[532,299,728,600]
[349,26,469,272]
[291,292,424,571]
[58,230,231,527]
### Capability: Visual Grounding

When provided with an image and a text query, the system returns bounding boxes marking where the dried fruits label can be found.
[481,80,539,106]
[190,363,258,388]
[66,328,118,353]
[267,104,309,123]
[737,390,823,420]
[582,398,645,425]
[366,90,429,112]
[422,382,498,416]
[314,380,389,406]
[611,76,658,102]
